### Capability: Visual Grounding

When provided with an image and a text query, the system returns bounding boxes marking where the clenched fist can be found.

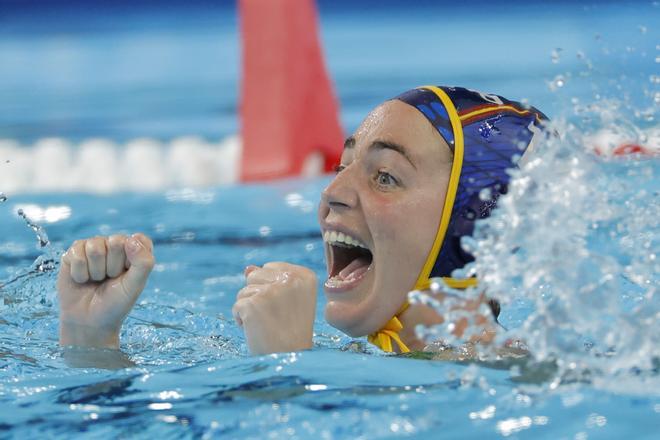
[58,233,155,349]
[233,262,317,355]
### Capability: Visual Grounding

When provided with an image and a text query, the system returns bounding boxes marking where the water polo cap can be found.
[368,85,548,353]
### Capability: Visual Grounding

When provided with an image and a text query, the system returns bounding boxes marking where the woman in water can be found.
[57,86,546,356]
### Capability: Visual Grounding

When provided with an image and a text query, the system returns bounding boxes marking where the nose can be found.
[320,167,358,214]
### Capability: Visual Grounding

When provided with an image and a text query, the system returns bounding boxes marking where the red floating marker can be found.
[612,143,653,156]
[239,0,344,181]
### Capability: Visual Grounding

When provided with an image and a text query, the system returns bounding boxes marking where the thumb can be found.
[121,235,155,297]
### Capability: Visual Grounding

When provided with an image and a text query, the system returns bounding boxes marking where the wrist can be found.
[59,321,121,349]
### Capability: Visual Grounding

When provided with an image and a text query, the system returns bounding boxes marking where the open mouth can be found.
[323,230,373,290]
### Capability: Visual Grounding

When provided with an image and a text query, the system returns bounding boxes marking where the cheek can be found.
[407,194,445,244]
[370,192,443,275]
[375,190,441,239]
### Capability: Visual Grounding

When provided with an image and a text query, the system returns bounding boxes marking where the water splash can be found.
[413,110,658,390]
[1,192,59,317]
[16,208,50,249]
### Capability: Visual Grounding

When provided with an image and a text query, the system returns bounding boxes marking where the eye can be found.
[375,170,399,187]
[334,164,346,174]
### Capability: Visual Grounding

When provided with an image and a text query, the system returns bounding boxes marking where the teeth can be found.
[323,230,367,249]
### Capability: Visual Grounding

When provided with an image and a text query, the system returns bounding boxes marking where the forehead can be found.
[350,100,452,164]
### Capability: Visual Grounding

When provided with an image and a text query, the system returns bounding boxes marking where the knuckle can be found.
[85,245,104,258]
[107,235,126,250]
[133,233,153,248]
[85,239,106,258]
[236,288,249,299]
[238,285,261,299]
[246,269,263,283]
[264,261,287,270]
[302,270,317,284]
[232,298,246,311]
[232,299,251,319]
[70,251,86,266]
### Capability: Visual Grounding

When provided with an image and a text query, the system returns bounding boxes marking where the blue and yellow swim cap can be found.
[368,86,548,353]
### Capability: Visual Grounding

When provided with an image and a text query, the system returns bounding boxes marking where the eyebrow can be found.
[343,136,417,169]
[370,140,417,170]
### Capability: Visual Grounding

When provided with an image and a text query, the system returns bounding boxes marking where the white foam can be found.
[0,135,242,194]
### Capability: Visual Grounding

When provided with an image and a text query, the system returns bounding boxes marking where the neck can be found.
[397,303,444,352]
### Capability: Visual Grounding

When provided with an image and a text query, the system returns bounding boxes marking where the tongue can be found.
[337,256,370,280]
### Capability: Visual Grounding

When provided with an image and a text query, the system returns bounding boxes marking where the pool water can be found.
[1,0,659,438]
[1,162,658,438]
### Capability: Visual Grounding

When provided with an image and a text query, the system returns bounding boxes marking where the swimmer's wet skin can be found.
[56,85,547,362]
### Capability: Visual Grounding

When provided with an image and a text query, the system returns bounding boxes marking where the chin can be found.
[324,301,372,337]
[324,296,392,338]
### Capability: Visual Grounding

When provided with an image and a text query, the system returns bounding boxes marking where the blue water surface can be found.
[1,176,658,438]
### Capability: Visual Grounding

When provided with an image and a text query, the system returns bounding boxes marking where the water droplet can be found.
[638,25,647,34]
[479,188,492,201]
[550,47,562,64]
[0,192,6,202]
[650,75,660,84]
[548,75,566,92]
[551,48,562,64]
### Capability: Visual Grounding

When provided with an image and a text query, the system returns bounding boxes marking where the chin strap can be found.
[367,302,411,353]
[366,278,479,353]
